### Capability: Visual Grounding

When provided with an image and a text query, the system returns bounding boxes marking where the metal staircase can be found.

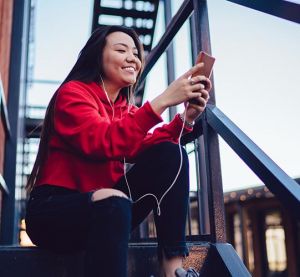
[92,0,159,54]
[3,0,299,276]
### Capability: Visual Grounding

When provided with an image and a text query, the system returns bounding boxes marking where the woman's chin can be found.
[122,79,136,87]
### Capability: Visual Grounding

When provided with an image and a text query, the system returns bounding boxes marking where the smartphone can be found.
[189,51,215,105]
[192,51,215,80]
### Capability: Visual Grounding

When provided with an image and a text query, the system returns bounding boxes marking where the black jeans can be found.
[25,142,190,277]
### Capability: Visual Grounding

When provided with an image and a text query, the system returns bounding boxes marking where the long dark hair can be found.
[26,25,145,191]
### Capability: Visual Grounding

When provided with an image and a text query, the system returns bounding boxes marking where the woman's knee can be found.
[150,142,189,167]
[91,189,132,233]
[91,188,129,202]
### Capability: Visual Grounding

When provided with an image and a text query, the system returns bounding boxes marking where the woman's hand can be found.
[150,63,209,115]
[184,78,212,124]
[184,90,210,124]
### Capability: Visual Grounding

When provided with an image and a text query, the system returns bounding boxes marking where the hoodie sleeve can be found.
[54,84,162,161]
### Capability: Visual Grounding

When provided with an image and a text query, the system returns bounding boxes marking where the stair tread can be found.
[98,7,156,20]
[0,243,210,277]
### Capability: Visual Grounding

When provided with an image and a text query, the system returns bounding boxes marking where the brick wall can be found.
[0,0,14,224]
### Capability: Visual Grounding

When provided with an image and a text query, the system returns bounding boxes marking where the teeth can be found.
[123,67,135,72]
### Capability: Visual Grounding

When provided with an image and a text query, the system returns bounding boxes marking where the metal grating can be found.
[92,0,159,54]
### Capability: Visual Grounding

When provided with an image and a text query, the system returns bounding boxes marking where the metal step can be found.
[97,7,154,20]
[0,242,209,277]
[0,242,252,276]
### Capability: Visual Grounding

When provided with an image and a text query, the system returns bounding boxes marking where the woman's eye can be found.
[116,49,126,53]
[133,53,139,57]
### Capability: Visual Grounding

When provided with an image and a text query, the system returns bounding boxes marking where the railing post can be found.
[164,0,177,120]
[189,14,210,236]
[192,0,226,242]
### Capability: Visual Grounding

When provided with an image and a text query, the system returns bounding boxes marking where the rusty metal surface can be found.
[128,242,210,276]
[183,244,210,272]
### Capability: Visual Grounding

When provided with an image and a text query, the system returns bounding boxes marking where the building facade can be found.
[0,0,14,231]
[224,182,300,277]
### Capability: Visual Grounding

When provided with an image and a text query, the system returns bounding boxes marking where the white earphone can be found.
[100,76,187,216]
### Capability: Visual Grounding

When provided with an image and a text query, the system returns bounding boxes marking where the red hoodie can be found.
[36,80,192,192]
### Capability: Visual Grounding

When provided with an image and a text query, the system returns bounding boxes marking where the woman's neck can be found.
[101,81,120,103]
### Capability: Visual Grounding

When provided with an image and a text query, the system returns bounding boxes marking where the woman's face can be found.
[102,31,142,89]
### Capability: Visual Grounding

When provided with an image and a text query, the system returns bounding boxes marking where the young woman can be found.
[25,25,211,277]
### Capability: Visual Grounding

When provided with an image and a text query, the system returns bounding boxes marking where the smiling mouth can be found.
[122,66,136,73]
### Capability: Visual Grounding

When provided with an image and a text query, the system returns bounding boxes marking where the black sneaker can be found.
[175,267,200,277]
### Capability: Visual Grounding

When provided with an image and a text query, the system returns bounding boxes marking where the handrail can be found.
[135,0,299,232]
[226,0,300,24]
[206,104,300,215]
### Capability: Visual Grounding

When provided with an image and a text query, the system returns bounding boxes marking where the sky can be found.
[207,1,300,191]
[27,0,300,192]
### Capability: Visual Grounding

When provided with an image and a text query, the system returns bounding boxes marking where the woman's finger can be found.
[188,95,207,107]
[188,92,202,100]
[204,78,212,91]
[181,63,204,79]
[190,82,205,91]
[188,102,205,113]
[190,76,212,91]
[192,75,207,83]
[195,97,207,107]
[200,89,209,101]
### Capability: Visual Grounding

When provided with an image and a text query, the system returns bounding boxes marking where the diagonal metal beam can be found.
[206,104,300,216]
[138,0,193,84]
[226,0,300,24]
[201,243,251,276]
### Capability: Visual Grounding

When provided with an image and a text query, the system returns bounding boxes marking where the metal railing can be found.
[130,0,299,274]
[226,0,300,24]
[135,0,225,242]
[206,104,300,214]
[137,0,300,239]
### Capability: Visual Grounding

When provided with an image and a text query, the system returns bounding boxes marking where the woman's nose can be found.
[126,52,136,62]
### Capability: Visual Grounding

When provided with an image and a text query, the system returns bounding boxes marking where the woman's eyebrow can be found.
[113,42,137,50]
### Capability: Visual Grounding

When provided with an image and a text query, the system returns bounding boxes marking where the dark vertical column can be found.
[190,3,210,236]
[238,204,249,267]
[164,0,177,120]
[226,209,235,244]
[192,0,226,242]
[92,0,99,32]
[282,207,298,277]
[0,0,30,245]
[251,210,269,277]
[249,210,263,277]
